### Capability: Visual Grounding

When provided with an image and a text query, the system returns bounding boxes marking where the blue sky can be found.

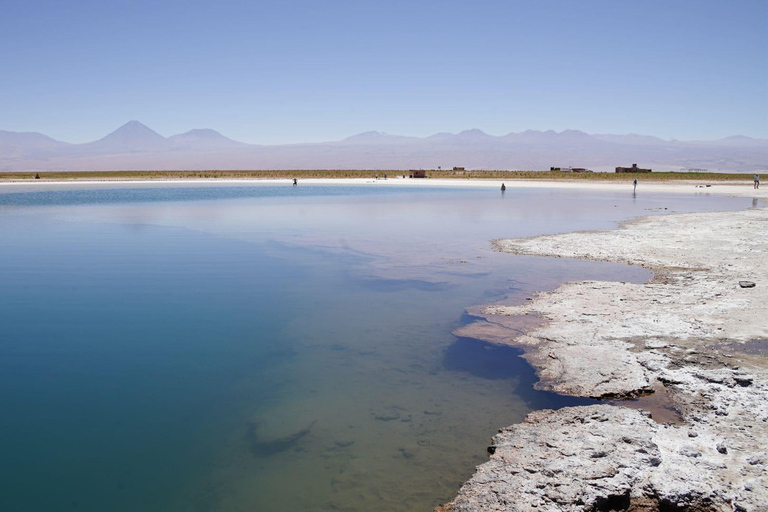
[1,0,766,144]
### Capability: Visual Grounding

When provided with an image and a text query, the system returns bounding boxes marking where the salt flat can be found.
[444,186,768,510]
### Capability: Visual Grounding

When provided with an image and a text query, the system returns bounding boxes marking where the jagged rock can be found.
[444,404,766,511]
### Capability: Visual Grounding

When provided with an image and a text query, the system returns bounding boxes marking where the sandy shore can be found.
[442,187,768,510]
[0,176,759,196]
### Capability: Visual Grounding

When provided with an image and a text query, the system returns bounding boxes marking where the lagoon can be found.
[0,182,751,511]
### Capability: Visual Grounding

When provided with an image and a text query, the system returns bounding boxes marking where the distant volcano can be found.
[84,120,170,152]
[0,122,765,172]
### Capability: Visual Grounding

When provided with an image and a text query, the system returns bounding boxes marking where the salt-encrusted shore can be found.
[441,187,768,510]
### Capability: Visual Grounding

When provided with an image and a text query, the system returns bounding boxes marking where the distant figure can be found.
[755,174,760,189]
[384,174,387,180]
[500,183,506,192]
[34,173,40,180]
[293,178,297,186]
[633,178,638,192]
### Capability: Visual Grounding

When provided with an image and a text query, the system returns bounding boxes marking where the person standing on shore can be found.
[754,174,760,189]
[633,178,638,192]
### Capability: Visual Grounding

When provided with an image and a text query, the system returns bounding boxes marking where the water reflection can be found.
[0,183,753,512]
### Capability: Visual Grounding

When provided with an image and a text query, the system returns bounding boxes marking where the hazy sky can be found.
[1,0,766,144]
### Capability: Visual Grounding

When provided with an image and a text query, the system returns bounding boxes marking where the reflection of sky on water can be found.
[0,184,753,512]
[4,184,750,278]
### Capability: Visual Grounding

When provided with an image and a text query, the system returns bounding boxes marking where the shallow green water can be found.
[0,183,750,511]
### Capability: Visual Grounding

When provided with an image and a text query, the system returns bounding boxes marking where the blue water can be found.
[0,183,453,207]
[0,183,751,511]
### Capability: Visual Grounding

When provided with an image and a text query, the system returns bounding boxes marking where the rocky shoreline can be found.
[440,192,768,510]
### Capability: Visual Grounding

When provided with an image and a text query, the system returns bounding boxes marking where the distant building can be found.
[453,167,465,172]
[410,170,427,178]
[616,163,651,173]
[550,166,592,173]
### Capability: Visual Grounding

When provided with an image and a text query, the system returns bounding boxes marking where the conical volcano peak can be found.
[87,121,169,151]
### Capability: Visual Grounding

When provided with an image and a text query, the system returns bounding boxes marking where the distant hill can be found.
[0,130,71,158]
[1,122,765,172]
[82,120,171,153]
[708,135,766,147]
[342,131,418,144]
[593,133,668,146]
[168,129,247,149]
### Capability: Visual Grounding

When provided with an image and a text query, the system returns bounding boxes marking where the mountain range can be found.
[1,121,765,172]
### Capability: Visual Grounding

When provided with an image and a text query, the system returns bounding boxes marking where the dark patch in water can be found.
[357,278,454,292]
[246,420,317,457]
[483,286,520,299]
[444,337,597,410]
[436,270,492,279]
[444,338,529,380]
[458,310,481,326]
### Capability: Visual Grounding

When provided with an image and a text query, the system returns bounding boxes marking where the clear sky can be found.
[1,0,766,144]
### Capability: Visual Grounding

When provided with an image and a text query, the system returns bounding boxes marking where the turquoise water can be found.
[0,183,751,511]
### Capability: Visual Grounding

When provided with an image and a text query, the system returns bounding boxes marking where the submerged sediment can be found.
[442,198,768,510]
